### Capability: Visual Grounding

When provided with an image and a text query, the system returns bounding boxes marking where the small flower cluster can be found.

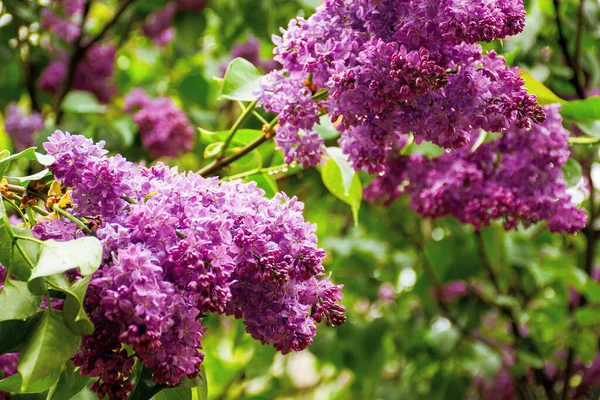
[32,131,345,399]
[41,0,85,44]
[143,0,207,46]
[365,105,587,233]
[3,104,44,152]
[258,0,544,173]
[124,89,194,159]
[221,36,280,76]
[39,44,117,104]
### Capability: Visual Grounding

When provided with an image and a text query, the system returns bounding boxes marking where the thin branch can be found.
[55,0,136,122]
[52,203,94,236]
[552,0,585,98]
[220,100,259,158]
[198,132,271,176]
[476,232,558,400]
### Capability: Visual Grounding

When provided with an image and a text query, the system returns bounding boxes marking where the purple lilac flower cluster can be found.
[124,89,194,159]
[258,0,544,172]
[31,131,345,399]
[41,0,85,44]
[39,44,117,104]
[3,104,44,152]
[143,0,207,46]
[221,36,280,76]
[364,105,587,233]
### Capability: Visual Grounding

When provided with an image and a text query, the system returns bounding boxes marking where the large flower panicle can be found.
[32,131,345,399]
[41,0,85,44]
[258,0,544,173]
[365,105,587,233]
[3,104,44,152]
[39,44,117,104]
[124,89,195,159]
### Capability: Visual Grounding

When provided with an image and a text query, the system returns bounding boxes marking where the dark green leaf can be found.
[46,361,90,400]
[60,276,95,336]
[0,319,34,354]
[18,310,81,391]
[153,387,192,400]
[220,58,262,101]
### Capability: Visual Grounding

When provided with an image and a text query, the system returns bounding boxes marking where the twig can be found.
[55,0,136,122]
[476,231,558,400]
[198,132,271,176]
[552,0,585,98]
[52,203,94,236]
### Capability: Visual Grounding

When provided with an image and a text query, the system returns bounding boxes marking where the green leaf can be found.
[60,276,95,336]
[6,169,51,185]
[325,147,355,196]
[0,280,40,321]
[0,319,34,354]
[153,387,192,400]
[561,97,600,121]
[572,120,600,139]
[425,321,460,356]
[190,366,207,400]
[111,117,137,147]
[0,148,55,178]
[245,173,279,198]
[62,91,107,114]
[561,158,583,187]
[219,58,263,101]
[519,70,565,105]
[199,128,262,146]
[46,361,90,400]
[0,370,61,394]
[515,349,544,369]
[502,47,520,67]
[29,237,103,281]
[203,142,224,159]
[571,331,598,364]
[18,311,81,391]
[131,365,165,400]
[0,221,41,282]
[312,115,340,140]
[321,157,362,225]
[575,307,600,327]
[585,280,600,303]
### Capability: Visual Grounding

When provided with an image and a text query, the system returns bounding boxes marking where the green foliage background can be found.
[1,0,600,399]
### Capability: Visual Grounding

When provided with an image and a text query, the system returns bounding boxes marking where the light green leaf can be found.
[313,115,340,140]
[62,91,107,114]
[59,275,95,335]
[584,280,600,303]
[575,307,600,327]
[0,369,61,394]
[562,97,600,121]
[561,158,583,187]
[515,349,544,369]
[219,58,263,101]
[6,169,51,184]
[326,147,355,196]
[199,128,262,146]
[321,157,362,225]
[18,310,81,391]
[203,142,224,159]
[519,70,565,105]
[245,173,279,198]
[29,237,103,281]
[0,280,40,321]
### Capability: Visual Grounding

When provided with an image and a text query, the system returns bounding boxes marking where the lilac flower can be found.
[41,0,85,44]
[221,36,280,76]
[33,132,346,398]
[3,104,44,152]
[258,0,543,169]
[142,0,207,45]
[124,89,195,159]
[143,3,177,46]
[434,281,469,303]
[39,44,117,103]
[365,105,587,233]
